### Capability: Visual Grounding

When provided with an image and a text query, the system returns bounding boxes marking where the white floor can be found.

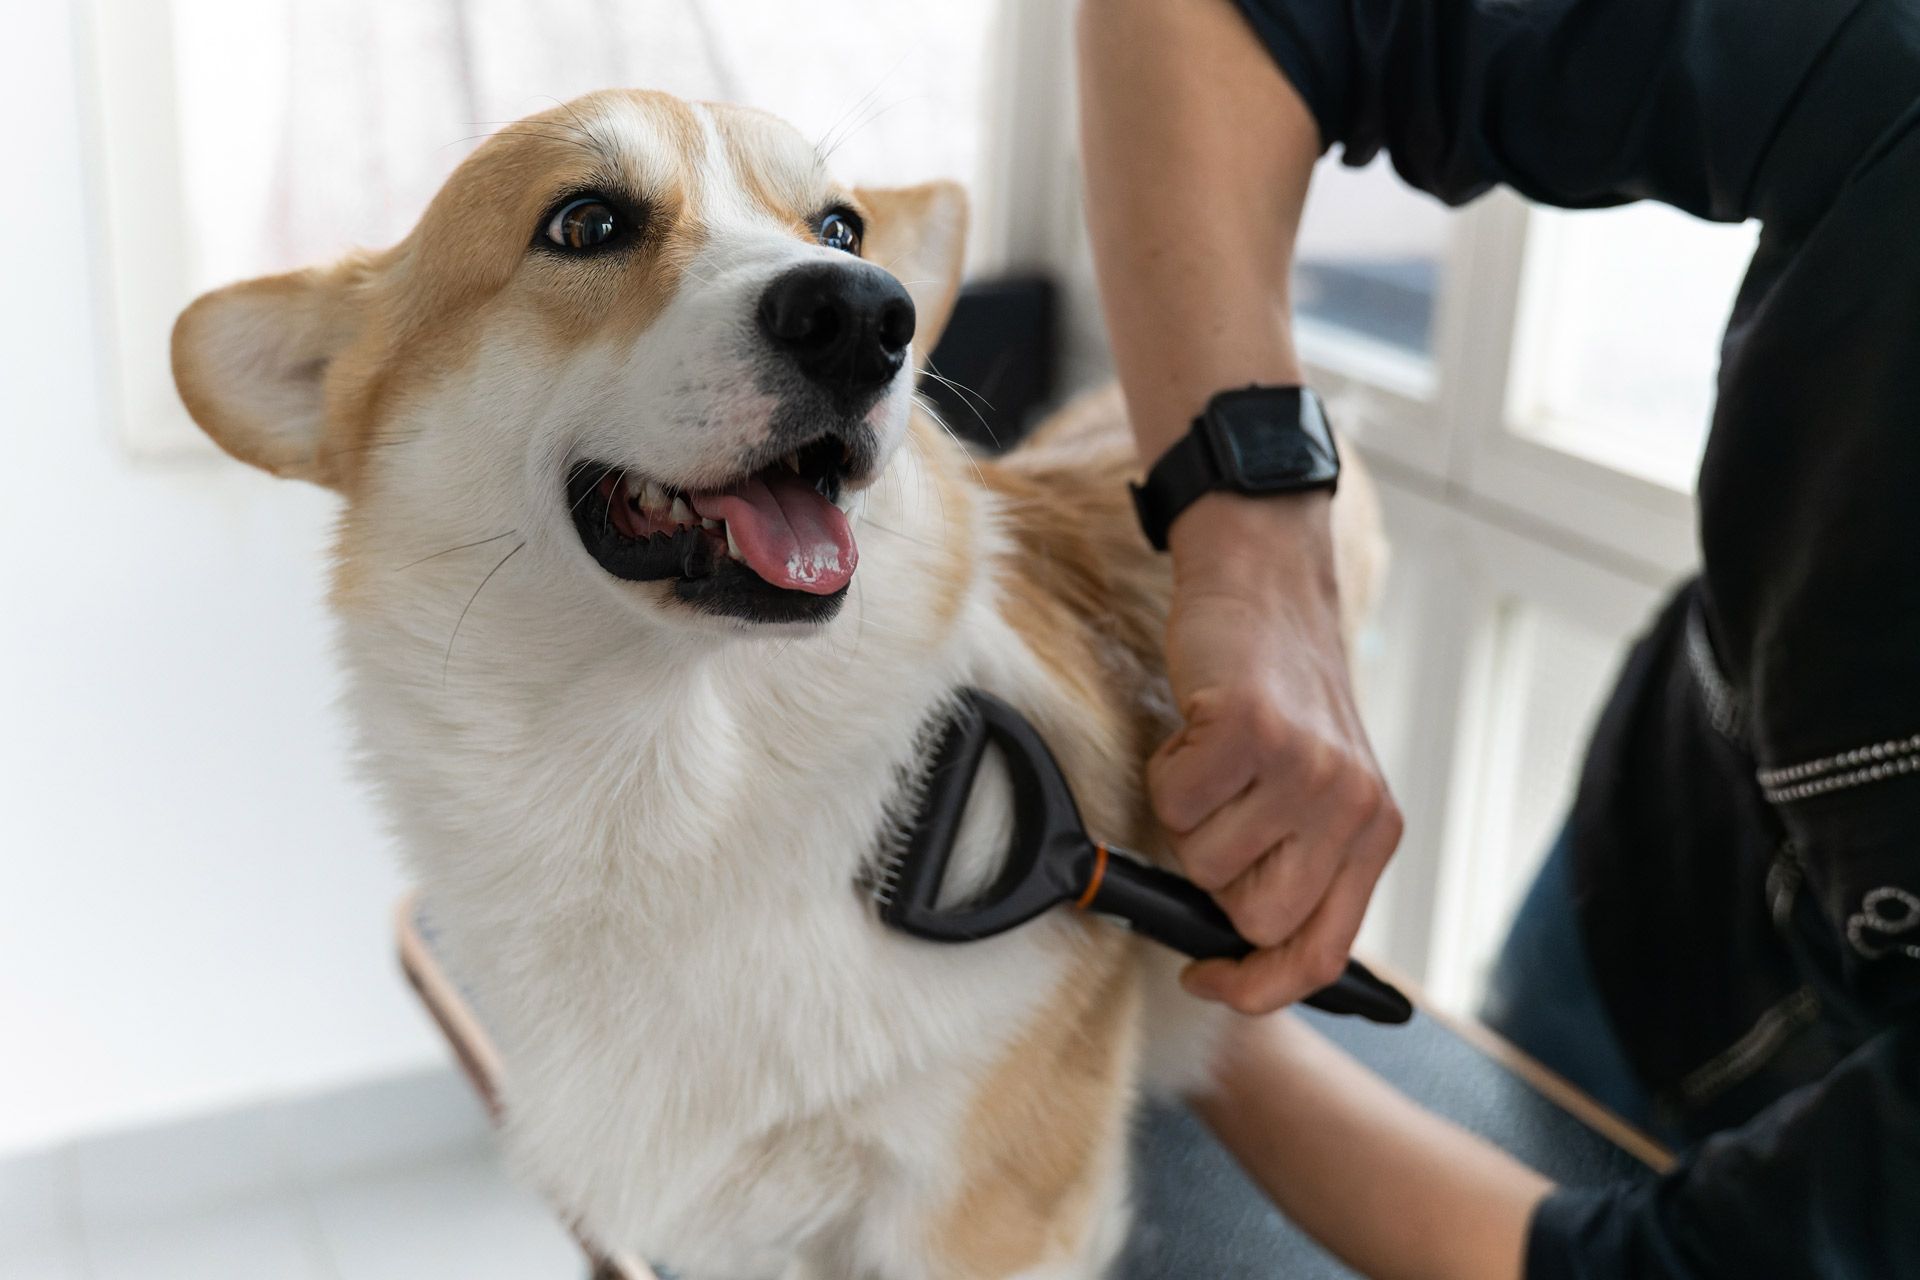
[0,1070,589,1280]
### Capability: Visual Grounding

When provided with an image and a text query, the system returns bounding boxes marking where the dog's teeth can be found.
[669,497,692,525]
[642,481,668,512]
[700,517,720,532]
[783,452,801,475]
[725,523,743,560]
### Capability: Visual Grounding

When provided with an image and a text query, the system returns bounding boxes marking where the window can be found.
[1510,205,1757,492]
[1345,476,1665,1006]
[1295,156,1449,366]
[1295,169,1753,1011]
[1424,600,1630,1006]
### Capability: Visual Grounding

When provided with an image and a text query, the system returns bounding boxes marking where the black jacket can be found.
[1226,0,1920,1274]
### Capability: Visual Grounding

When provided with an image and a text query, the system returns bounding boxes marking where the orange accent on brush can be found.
[1075,843,1110,911]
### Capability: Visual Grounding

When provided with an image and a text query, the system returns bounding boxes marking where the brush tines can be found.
[867,849,906,909]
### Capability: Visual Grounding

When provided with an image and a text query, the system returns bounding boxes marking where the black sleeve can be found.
[1527,1020,1920,1279]
[1225,0,1860,217]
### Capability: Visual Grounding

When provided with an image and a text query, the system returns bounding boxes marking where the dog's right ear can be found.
[854,181,969,365]
[171,256,379,489]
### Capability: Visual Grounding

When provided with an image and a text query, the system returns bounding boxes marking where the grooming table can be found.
[397,896,1662,1279]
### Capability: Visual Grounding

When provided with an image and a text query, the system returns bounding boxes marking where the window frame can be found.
[1302,192,1710,995]
[1320,190,1704,581]
[79,0,215,460]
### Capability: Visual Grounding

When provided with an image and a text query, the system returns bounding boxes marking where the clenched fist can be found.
[1157,491,1402,1014]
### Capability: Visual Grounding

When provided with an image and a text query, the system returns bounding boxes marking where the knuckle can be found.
[1184,835,1258,893]
[1198,840,1259,890]
[1150,772,1206,833]
[1304,945,1350,992]
[1182,686,1234,731]
[1302,745,1344,793]
[1335,768,1381,821]
[1229,902,1287,950]
[1227,884,1296,949]
[1379,799,1406,846]
[1149,782,1189,832]
[1184,853,1236,895]
[1246,701,1295,755]
[1184,686,1224,715]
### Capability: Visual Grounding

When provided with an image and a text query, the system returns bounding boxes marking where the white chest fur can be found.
[335,460,1094,1274]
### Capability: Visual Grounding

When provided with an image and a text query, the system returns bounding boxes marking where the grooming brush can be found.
[871,688,1413,1024]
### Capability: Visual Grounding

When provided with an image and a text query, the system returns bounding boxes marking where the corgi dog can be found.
[172,90,1383,1280]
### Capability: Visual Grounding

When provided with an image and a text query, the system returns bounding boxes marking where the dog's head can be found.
[173,90,967,632]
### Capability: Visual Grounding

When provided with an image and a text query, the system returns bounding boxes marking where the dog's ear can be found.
[171,256,380,489]
[854,181,969,364]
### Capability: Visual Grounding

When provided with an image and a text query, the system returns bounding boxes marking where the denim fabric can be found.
[1482,830,1657,1134]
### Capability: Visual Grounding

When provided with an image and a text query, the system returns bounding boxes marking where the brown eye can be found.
[544,198,624,252]
[818,211,861,255]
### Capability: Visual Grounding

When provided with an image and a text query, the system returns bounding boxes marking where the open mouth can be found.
[565,436,859,624]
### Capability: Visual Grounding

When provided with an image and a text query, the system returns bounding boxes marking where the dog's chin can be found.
[564,436,860,628]
[670,561,848,626]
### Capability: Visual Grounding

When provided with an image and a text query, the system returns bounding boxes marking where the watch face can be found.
[1205,388,1340,490]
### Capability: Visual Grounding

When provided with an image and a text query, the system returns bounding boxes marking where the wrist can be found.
[1168,490,1337,601]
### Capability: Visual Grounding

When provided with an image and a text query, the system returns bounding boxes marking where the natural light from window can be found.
[1294,155,1450,363]
[167,0,999,295]
[1510,205,1758,492]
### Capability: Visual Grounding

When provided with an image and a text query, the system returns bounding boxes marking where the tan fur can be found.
[904,416,985,636]
[710,104,822,228]
[985,389,1182,841]
[171,253,385,486]
[911,396,1167,1274]
[934,935,1141,1277]
[174,93,713,494]
[931,387,1384,1273]
[856,182,970,359]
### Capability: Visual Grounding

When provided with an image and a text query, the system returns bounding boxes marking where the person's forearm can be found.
[1196,1015,1552,1280]
[1078,0,1401,1016]
[1076,0,1318,467]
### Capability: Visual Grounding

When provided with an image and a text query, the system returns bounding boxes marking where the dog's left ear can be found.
[854,181,969,364]
[171,255,381,489]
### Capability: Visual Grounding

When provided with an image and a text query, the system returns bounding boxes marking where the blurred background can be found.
[2,0,1754,1272]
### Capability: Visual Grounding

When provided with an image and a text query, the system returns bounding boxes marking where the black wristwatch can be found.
[1130,386,1340,551]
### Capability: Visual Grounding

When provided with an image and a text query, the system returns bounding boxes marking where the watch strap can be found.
[1129,386,1337,551]
[1129,429,1219,552]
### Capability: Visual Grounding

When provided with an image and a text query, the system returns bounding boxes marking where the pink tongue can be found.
[692,473,857,595]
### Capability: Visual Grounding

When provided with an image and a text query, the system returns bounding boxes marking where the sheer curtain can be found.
[168,0,999,290]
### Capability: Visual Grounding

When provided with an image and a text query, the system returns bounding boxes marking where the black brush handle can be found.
[1088,850,1250,960]
[1089,849,1413,1024]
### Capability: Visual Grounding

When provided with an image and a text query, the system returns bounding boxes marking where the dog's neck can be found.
[333,411,1005,917]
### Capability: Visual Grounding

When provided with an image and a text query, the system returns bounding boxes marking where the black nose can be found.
[757,262,916,394]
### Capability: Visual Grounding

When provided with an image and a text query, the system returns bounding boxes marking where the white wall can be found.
[0,4,439,1157]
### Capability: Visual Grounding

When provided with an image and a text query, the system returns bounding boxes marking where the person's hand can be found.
[1154,490,1401,1014]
